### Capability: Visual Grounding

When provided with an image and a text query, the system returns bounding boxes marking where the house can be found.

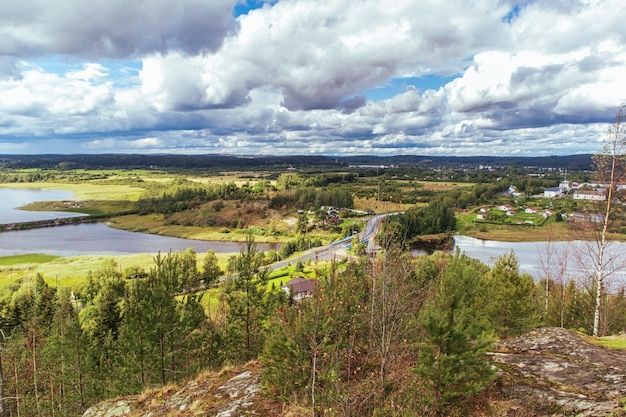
[476,214,487,220]
[544,187,562,198]
[479,207,490,213]
[567,212,605,223]
[280,277,315,301]
[543,210,553,219]
[498,204,512,211]
[573,190,607,201]
[506,210,516,216]
[525,207,538,214]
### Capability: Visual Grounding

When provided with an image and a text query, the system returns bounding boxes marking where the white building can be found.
[573,190,606,201]
[544,187,562,198]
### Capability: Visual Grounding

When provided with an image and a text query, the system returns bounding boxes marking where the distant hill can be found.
[0,153,593,171]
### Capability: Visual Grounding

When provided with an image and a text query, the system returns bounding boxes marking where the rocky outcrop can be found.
[82,362,266,417]
[491,327,626,416]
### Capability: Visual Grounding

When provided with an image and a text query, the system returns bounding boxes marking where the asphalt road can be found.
[269,213,393,269]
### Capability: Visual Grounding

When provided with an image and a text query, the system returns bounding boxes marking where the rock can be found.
[490,327,626,416]
[82,362,263,417]
[82,398,133,417]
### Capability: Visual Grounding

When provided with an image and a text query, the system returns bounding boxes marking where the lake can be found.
[0,188,279,256]
[0,188,86,223]
[0,223,280,256]
[454,235,626,289]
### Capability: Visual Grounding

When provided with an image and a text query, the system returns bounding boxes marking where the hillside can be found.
[82,327,626,417]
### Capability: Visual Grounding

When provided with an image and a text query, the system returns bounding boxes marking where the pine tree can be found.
[415,250,495,413]
[42,288,94,416]
[479,250,538,337]
[224,234,270,362]
[116,277,157,393]
[201,250,223,285]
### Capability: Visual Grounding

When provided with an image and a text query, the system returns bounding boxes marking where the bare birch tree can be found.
[538,230,570,328]
[590,103,626,336]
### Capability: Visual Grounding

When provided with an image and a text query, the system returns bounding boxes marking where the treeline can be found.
[0,247,240,417]
[0,153,593,171]
[269,187,354,211]
[134,174,355,216]
[135,180,252,215]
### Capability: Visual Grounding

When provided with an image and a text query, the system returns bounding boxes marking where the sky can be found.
[0,0,625,157]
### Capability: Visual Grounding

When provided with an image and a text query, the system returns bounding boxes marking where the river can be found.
[454,235,626,288]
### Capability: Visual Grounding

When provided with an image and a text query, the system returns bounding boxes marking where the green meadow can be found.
[0,251,234,291]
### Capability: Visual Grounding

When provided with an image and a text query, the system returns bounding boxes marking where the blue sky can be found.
[0,0,624,156]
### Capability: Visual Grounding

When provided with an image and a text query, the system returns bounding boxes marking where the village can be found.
[471,177,619,227]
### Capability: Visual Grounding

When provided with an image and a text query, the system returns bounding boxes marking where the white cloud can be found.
[0,0,238,58]
[0,0,625,157]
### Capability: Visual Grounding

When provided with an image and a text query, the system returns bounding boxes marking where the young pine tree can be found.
[415,250,496,414]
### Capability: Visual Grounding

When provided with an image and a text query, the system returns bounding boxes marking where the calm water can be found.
[0,188,278,256]
[0,223,279,256]
[0,188,86,223]
[454,235,626,288]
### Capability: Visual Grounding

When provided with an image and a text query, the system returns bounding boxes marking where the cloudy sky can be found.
[0,0,624,157]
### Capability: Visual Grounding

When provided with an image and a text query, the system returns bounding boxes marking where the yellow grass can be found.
[0,182,145,201]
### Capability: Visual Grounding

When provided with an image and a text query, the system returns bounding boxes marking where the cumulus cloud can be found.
[0,0,238,58]
[0,0,625,157]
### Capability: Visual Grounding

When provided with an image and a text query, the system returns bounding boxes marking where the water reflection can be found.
[0,188,86,223]
[0,223,280,257]
[454,235,626,288]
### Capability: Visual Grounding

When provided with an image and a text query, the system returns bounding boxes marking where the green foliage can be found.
[277,235,323,260]
[381,200,456,245]
[135,180,247,215]
[270,186,354,210]
[224,234,274,362]
[262,262,368,412]
[415,250,496,412]
[479,251,539,338]
[202,250,223,285]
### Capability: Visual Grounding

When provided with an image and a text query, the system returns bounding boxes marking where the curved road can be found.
[269,213,393,269]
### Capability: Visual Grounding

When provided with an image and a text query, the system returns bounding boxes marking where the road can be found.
[269,213,393,269]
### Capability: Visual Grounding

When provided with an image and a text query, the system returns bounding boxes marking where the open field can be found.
[0,253,60,266]
[0,181,145,201]
[107,213,297,243]
[0,251,234,291]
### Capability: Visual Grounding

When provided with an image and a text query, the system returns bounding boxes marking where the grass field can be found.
[0,182,146,201]
[0,251,234,290]
[107,214,293,243]
[0,253,60,266]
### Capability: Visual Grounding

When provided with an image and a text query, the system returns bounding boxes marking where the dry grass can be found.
[0,182,145,201]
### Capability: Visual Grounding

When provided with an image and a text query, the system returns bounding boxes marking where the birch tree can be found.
[590,104,626,336]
